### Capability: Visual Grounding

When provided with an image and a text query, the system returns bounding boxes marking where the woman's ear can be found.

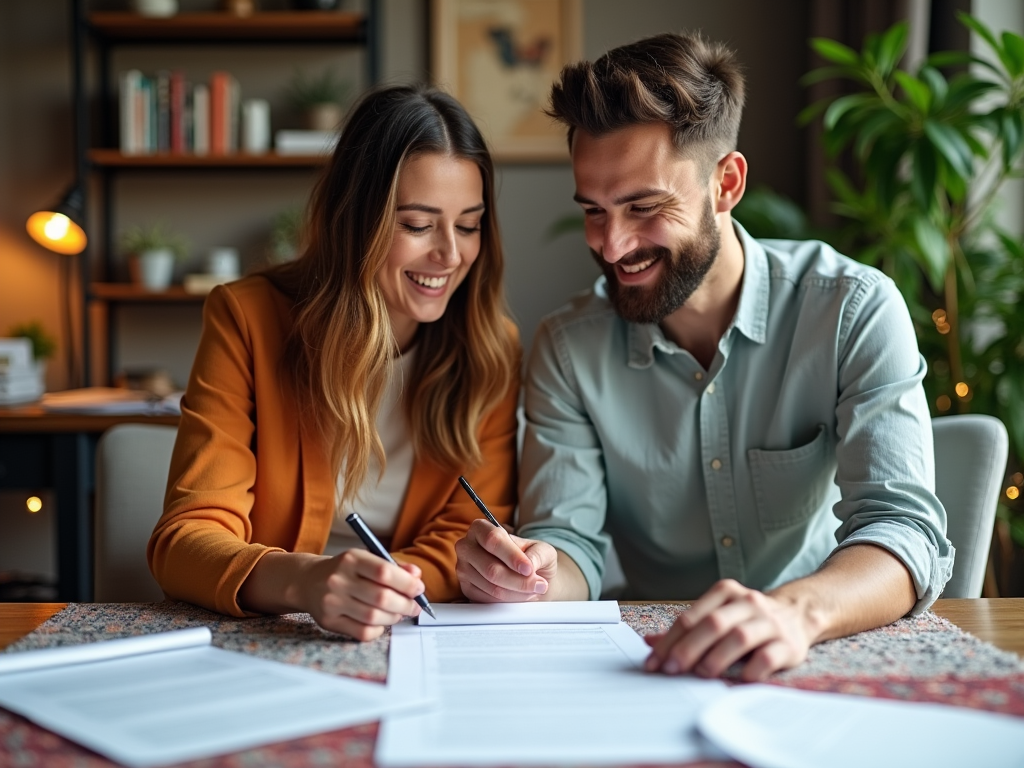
[714,151,747,214]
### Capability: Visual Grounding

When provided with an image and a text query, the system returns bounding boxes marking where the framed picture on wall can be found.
[431,0,582,162]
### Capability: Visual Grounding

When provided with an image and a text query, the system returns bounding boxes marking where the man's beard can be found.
[593,197,720,325]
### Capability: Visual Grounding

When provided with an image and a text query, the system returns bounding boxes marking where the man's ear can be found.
[713,151,747,213]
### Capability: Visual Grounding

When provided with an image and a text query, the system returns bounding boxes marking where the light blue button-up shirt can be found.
[519,223,954,614]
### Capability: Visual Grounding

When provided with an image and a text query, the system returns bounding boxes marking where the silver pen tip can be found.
[423,604,437,620]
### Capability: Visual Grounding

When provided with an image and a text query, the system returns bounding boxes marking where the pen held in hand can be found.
[458,476,502,528]
[344,512,436,620]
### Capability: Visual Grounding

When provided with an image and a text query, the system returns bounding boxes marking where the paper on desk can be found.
[377,617,728,766]
[0,627,430,768]
[39,387,183,415]
[699,684,1024,768]
[417,599,621,626]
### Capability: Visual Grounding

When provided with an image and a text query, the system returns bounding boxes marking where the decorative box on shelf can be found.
[0,338,45,405]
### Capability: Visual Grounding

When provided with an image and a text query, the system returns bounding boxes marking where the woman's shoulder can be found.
[206,275,293,323]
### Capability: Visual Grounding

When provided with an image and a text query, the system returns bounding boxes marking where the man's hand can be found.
[455,519,558,602]
[643,579,814,682]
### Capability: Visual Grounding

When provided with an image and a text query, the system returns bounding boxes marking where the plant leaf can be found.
[1003,31,1024,77]
[913,217,952,290]
[911,140,937,212]
[796,98,829,126]
[894,71,931,113]
[918,66,948,110]
[923,120,975,178]
[854,110,901,160]
[959,12,1001,58]
[823,93,875,131]
[811,37,860,66]
[878,22,910,77]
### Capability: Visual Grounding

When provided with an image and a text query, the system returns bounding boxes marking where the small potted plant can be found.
[7,320,56,397]
[120,223,190,292]
[267,207,304,264]
[288,67,352,132]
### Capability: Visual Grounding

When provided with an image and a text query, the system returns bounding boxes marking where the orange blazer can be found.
[148,276,520,616]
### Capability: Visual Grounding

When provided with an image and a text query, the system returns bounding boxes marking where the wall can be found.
[0,0,810,585]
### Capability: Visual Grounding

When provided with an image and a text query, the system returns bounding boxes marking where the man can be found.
[455,32,953,681]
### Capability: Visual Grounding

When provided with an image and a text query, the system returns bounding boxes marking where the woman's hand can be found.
[239,549,425,641]
[299,550,425,640]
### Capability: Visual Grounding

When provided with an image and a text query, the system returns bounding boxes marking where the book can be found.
[155,70,170,152]
[209,71,229,155]
[192,82,209,155]
[169,70,185,154]
[119,69,143,154]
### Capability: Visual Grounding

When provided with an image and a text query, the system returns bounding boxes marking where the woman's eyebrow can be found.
[396,202,485,214]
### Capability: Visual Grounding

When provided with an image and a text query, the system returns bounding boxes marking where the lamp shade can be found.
[26,185,87,255]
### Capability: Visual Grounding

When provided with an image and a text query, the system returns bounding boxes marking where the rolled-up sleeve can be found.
[832,275,955,614]
[518,318,611,600]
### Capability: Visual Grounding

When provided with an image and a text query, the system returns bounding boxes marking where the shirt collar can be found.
[624,220,770,370]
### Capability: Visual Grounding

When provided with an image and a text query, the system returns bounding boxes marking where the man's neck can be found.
[659,217,745,370]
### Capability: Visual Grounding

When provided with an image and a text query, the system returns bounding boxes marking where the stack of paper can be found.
[39,387,182,415]
[0,627,428,768]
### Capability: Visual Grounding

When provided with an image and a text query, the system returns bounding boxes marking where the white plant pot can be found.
[138,248,175,292]
[132,0,178,17]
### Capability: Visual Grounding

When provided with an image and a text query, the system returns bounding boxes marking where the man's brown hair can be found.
[547,32,745,174]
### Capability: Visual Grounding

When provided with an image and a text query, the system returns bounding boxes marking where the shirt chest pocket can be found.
[747,425,835,531]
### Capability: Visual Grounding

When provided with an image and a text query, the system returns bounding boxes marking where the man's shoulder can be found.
[756,237,888,295]
[537,277,620,340]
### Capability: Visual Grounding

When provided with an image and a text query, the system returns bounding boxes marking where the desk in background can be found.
[0,407,178,602]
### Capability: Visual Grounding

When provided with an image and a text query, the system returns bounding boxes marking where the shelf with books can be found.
[87,11,367,44]
[73,0,379,385]
[88,149,327,169]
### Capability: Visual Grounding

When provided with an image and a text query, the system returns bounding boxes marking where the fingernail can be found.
[534,581,547,594]
[518,562,533,576]
[663,658,680,675]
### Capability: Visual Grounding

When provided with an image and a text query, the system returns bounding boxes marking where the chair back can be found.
[933,415,1008,598]
[94,424,177,602]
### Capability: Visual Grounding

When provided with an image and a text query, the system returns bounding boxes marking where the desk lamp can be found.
[26,185,87,255]
[24,183,87,388]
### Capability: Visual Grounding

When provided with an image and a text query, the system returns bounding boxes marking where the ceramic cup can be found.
[206,247,240,280]
[242,99,271,153]
[132,0,178,17]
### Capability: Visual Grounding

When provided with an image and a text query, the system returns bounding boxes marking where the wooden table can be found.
[3,599,1023,655]
[0,408,178,602]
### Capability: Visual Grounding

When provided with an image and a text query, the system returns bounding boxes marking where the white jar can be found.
[207,247,240,280]
[138,248,175,291]
[132,0,178,17]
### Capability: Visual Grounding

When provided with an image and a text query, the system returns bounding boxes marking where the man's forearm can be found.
[770,543,917,644]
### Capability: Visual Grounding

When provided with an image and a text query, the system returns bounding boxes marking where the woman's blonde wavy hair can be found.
[263,84,517,506]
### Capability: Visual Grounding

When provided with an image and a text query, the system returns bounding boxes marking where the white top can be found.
[323,350,416,556]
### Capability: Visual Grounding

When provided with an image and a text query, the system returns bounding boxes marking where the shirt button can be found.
[706,382,716,394]
[721,536,734,548]
[711,458,722,470]
[694,371,704,381]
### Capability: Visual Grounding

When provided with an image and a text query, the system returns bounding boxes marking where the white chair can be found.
[94,424,177,602]
[933,415,1008,598]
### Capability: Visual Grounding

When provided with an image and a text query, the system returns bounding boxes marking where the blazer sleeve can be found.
[147,285,284,616]
[391,333,522,602]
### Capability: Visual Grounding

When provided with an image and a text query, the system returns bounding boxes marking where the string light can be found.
[26,496,42,513]
[932,309,946,322]
[1012,472,1024,486]
[936,394,951,412]
[1008,487,1021,501]
[955,382,970,398]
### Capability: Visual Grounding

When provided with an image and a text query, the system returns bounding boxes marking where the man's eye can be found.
[632,205,656,214]
[583,208,603,216]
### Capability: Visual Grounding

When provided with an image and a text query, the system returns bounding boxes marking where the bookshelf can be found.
[72,1,379,384]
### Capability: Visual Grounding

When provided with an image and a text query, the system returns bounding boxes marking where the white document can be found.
[417,600,621,626]
[377,603,728,766]
[0,627,430,768]
[699,684,1024,768]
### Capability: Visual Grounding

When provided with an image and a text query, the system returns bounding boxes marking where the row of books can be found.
[119,69,240,155]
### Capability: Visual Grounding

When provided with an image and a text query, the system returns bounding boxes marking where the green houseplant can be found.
[120,222,189,292]
[802,14,1024,584]
[288,67,352,131]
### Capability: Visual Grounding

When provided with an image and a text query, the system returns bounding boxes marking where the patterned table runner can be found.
[3,601,1023,767]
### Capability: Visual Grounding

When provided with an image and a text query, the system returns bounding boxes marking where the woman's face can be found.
[378,152,485,352]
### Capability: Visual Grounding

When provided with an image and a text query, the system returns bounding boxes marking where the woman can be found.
[148,84,520,640]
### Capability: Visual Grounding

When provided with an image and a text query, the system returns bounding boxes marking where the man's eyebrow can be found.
[396,203,485,214]
[572,189,668,206]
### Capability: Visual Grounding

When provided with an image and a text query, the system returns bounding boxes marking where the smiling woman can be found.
[147,85,521,642]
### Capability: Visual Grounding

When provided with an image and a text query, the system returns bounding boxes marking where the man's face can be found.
[571,123,721,324]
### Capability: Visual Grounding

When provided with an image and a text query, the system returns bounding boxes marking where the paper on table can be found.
[417,599,621,626]
[0,628,430,768]
[377,619,728,766]
[39,387,182,415]
[699,684,1024,768]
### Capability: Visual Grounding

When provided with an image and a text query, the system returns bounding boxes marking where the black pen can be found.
[458,476,502,528]
[345,512,436,620]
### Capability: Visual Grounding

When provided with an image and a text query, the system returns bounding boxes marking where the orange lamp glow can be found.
[25,186,87,255]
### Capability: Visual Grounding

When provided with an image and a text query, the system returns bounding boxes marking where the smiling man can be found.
[455,32,954,681]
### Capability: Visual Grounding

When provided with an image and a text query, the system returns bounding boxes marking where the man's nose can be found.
[599,218,638,263]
